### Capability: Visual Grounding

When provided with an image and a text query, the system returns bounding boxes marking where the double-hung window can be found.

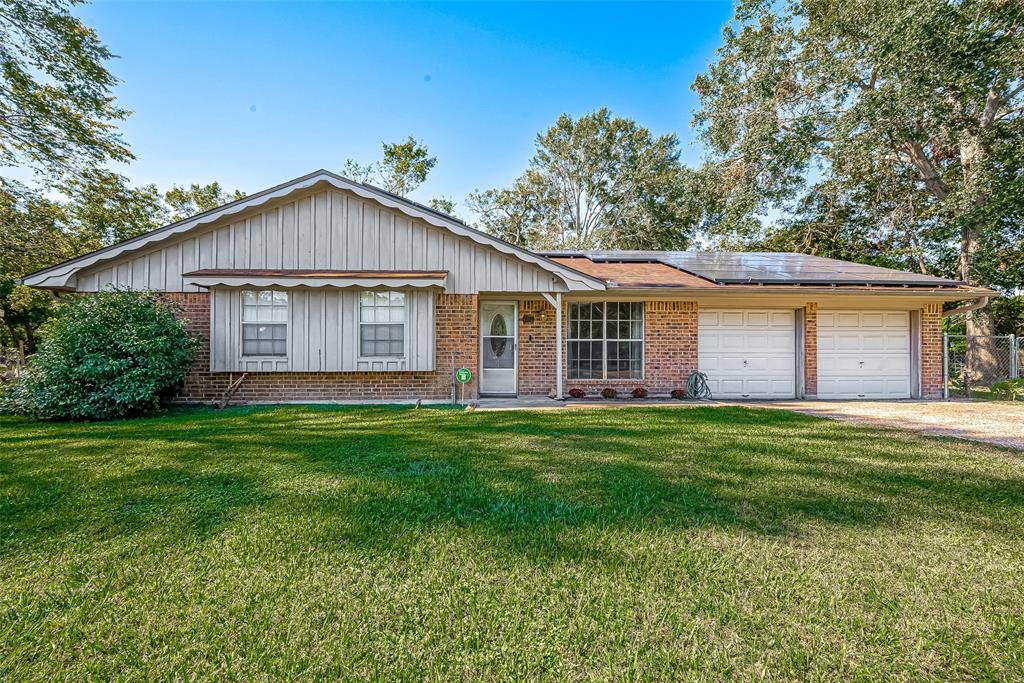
[568,302,643,379]
[241,290,288,356]
[359,291,406,357]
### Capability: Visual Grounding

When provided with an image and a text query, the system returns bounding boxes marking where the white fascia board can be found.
[22,170,607,292]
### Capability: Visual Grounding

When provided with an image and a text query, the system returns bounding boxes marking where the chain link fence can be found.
[944,334,1022,399]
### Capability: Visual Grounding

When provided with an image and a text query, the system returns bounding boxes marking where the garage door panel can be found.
[721,311,745,326]
[698,309,796,399]
[835,312,862,327]
[818,310,911,399]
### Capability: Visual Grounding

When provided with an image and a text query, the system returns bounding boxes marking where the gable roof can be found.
[21,170,606,291]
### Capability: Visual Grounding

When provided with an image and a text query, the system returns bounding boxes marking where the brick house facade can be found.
[24,170,984,405]
[166,292,950,404]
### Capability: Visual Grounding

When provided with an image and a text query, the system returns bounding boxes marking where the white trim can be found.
[479,300,518,396]
[555,293,563,399]
[186,275,446,289]
[22,170,606,292]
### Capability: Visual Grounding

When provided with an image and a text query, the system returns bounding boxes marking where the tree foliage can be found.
[61,168,165,248]
[343,136,437,197]
[427,196,455,215]
[0,0,132,182]
[0,289,200,420]
[164,182,246,221]
[468,108,698,250]
[0,175,245,355]
[691,0,1024,334]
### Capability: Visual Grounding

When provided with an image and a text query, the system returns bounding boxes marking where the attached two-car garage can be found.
[697,308,914,400]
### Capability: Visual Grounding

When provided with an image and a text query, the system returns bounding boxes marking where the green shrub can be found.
[990,378,1024,401]
[0,290,200,420]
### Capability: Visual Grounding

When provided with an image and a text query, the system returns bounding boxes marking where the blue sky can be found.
[80,1,733,209]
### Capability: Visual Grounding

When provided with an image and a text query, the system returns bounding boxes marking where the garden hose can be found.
[687,371,713,400]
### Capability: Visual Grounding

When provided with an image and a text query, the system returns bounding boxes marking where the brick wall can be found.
[516,298,699,398]
[803,302,818,398]
[165,292,477,404]
[516,299,557,397]
[921,302,943,398]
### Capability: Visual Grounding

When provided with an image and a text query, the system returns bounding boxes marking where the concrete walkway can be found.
[473,397,1024,451]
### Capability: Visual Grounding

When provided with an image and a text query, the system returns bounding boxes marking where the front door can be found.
[480,302,517,396]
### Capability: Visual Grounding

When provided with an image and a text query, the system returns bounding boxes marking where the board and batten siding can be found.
[74,188,563,294]
[210,288,435,373]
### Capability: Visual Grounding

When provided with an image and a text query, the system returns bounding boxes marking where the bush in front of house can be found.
[631,387,648,399]
[601,387,618,399]
[567,387,587,399]
[670,388,687,400]
[0,290,200,420]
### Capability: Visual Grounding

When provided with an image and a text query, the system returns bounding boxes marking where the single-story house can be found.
[22,169,990,403]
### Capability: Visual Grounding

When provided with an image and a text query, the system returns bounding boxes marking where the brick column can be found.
[803,302,818,398]
[643,300,699,394]
[517,299,557,397]
[921,303,943,398]
[435,293,479,399]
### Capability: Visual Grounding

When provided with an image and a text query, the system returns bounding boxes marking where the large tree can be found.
[692,0,1024,341]
[164,182,245,220]
[1,174,246,356]
[61,168,166,248]
[0,0,132,182]
[343,136,439,199]
[468,109,697,250]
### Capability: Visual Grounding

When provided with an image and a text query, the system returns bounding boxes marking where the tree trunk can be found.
[961,222,999,386]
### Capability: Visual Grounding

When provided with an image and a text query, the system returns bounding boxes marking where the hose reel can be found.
[686,371,713,400]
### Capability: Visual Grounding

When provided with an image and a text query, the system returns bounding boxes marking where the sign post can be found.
[455,367,472,405]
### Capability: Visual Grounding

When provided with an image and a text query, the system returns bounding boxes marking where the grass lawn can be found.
[2,405,1023,680]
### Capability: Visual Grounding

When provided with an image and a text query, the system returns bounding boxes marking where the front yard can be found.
[2,405,1023,680]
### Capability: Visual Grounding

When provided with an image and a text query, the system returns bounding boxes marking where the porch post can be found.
[555,293,563,399]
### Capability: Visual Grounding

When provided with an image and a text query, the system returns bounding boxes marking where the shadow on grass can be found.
[1,405,1022,560]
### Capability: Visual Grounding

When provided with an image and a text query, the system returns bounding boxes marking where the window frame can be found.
[567,301,645,380]
[358,290,408,359]
[240,289,289,358]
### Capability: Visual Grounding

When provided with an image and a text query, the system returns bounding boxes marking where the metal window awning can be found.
[183,269,448,289]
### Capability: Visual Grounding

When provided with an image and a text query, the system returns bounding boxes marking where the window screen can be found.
[359,291,406,357]
[241,290,288,357]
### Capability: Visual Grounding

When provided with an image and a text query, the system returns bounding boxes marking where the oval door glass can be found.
[483,311,513,369]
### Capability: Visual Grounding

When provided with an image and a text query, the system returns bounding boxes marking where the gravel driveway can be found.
[763,400,1024,450]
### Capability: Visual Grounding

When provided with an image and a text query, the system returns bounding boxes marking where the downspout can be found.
[942,297,989,318]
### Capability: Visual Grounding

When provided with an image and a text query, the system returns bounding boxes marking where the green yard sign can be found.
[455,368,472,384]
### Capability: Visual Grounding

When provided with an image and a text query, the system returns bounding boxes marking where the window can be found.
[568,302,643,379]
[360,291,406,357]
[241,290,288,356]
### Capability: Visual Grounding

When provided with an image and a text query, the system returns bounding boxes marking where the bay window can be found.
[241,290,288,356]
[568,302,643,379]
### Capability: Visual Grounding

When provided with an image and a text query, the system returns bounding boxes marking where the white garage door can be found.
[698,310,796,399]
[818,311,911,399]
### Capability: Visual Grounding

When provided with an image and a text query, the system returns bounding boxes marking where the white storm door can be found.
[480,302,517,395]
[698,310,797,399]
[818,311,911,399]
